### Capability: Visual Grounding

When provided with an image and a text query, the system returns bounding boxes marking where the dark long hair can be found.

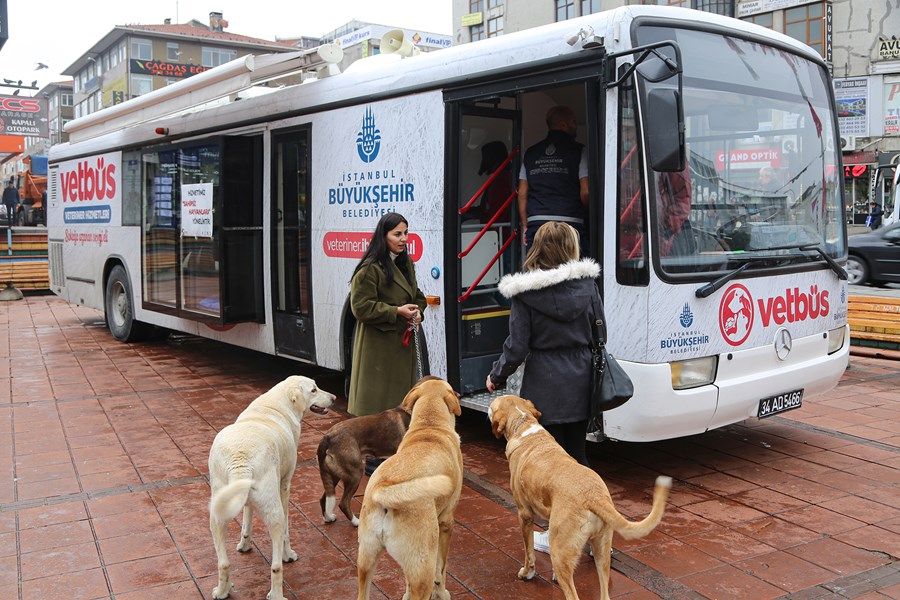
[353,212,410,286]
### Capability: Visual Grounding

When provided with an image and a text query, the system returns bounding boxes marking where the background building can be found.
[62,12,296,120]
[40,81,74,146]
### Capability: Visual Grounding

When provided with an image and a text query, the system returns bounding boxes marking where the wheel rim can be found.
[845,258,864,285]
[111,281,128,328]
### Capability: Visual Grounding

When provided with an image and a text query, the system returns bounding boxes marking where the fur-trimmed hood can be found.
[498,259,600,322]
[499,259,600,298]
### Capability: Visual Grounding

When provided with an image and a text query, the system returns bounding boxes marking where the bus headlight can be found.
[827,326,846,354]
[670,356,718,390]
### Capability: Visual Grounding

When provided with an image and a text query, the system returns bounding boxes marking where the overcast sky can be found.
[0,0,452,94]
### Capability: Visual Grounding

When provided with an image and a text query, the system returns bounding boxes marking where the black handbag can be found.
[588,292,634,432]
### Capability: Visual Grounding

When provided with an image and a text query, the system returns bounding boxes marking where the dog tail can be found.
[209,478,254,522]
[371,475,454,509]
[605,476,672,540]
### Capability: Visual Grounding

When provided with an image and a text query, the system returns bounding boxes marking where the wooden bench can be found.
[848,295,900,350]
[1,228,49,291]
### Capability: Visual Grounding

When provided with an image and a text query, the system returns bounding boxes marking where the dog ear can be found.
[443,387,462,417]
[490,401,508,439]
[524,398,542,421]
[400,384,421,413]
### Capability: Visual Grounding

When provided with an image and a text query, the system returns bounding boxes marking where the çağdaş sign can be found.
[130,59,211,79]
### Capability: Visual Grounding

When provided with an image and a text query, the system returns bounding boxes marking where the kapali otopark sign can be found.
[129,59,211,79]
[0,95,48,137]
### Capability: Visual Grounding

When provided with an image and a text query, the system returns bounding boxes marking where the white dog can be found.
[208,375,334,600]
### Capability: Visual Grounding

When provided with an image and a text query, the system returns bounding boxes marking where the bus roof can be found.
[51,5,822,163]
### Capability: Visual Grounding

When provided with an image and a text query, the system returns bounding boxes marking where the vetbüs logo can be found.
[356,107,381,163]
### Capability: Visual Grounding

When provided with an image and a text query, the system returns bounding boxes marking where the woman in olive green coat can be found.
[348,213,427,416]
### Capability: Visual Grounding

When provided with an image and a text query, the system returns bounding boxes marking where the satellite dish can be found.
[380,29,420,57]
[316,42,344,64]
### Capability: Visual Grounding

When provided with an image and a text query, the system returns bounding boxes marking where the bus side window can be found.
[122,150,142,226]
[616,86,649,286]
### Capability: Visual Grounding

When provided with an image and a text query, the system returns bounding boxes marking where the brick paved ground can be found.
[0,295,897,599]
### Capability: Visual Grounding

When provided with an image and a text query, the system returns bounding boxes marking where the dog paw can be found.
[283,548,298,562]
[517,566,536,580]
[235,537,252,552]
[351,516,359,527]
[212,582,233,599]
[265,592,287,600]
[431,589,451,600]
[323,514,336,524]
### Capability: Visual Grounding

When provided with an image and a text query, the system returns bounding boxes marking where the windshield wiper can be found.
[695,244,847,299]
[760,243,848,281]
[695,260,760,298]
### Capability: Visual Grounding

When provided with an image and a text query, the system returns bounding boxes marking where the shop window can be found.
[556,0,576,21]
[487,17,504,38]
[785,2,824,56]
[131,74,153,97]
[131,38,152,61]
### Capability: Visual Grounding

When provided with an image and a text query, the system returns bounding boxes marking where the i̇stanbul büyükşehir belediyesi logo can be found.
[356,107,381,163]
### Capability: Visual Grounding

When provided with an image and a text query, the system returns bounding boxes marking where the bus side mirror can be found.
[646,88,685,172]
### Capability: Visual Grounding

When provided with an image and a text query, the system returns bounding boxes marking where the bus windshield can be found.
[635,25,846,277]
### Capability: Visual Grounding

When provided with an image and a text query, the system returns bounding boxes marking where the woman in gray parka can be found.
[486,221,601,467]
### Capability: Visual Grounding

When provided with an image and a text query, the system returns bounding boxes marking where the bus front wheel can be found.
[105,265,152,342]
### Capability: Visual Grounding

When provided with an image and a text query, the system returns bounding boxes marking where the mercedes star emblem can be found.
[774,328,792,361]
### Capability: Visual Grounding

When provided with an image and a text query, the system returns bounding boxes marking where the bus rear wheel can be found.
[105,265,152,342]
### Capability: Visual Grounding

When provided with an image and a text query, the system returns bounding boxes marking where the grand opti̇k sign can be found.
[0,95,48,137]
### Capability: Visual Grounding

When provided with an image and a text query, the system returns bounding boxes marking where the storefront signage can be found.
[180,183,213,237]
[878,36,900,60]
[0,95,48,137]
[461,12,483,27]
[737,0,817,18]
[884,75,900,135]
[715,147,781,170]
[834,77,869,137]
[336,25,451,50]
[825,2,833,64]
[130,59,210,79]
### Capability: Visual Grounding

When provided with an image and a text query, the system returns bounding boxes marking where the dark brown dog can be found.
[317,406,411,526]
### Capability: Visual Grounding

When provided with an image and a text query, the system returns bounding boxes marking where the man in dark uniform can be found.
[518,106,589,252]
[2,180,19,228]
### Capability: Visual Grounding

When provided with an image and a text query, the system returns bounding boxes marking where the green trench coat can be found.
[348,257,427,416]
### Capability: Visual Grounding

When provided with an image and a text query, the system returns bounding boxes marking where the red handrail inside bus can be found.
[458,229,518,303]
[458,146,520,216]
[457,191,516,259]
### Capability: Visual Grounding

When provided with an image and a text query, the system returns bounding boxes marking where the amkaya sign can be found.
[58,153,122,225]
[718,283,830,347]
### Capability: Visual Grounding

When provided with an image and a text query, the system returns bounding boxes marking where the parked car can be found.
[847,222,900,285]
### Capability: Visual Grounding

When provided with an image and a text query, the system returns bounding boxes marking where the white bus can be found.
[48,5,849,442]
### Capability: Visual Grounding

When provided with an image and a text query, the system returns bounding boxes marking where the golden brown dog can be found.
[356,377,463,600]
[489,394,671,600]
[317,407,412,525]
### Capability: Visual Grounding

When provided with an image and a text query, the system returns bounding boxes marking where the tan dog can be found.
[356,377,463,600]
[489,395,671,600]
[208,376,335,600]
[317,405,412,526]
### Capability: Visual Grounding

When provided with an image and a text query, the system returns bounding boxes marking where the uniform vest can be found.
[522,130,584,223]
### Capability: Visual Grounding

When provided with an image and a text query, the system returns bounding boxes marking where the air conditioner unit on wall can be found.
[840,135,857,152]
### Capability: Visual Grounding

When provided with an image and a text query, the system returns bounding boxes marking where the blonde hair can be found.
[523,221,580,272]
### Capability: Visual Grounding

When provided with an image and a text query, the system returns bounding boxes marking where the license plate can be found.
[757,389,804,418]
